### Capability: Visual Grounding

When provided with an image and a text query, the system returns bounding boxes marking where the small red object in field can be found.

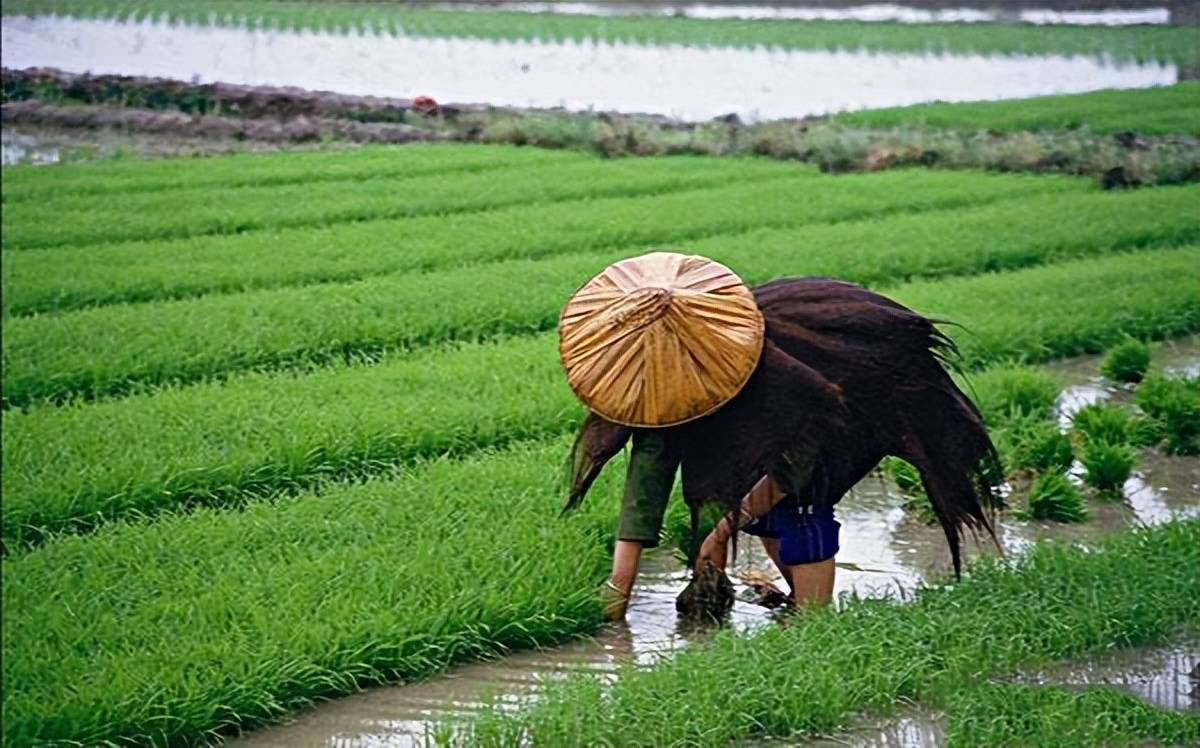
[412,96,439,115]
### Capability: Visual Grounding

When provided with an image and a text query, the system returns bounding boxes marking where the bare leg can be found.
[604,539,644,620]
[783,556,836,608]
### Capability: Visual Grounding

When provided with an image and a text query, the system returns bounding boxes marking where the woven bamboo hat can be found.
[558,252,765,428]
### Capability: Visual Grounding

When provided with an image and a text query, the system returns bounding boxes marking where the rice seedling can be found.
[5,0,1196,66]
[446,519,1199,747]
[5,249,1197,548]
[1022,471,1088,523]
[835,82,1200,136]
[1134,373,1200,455]
[966,365,1063,426]
[1078,442,1138,496]
[994,417,1076,475]
[897,246,1200,369]
[1071,402,1135,446]
[1,153,793,250]
[944,683,1200,748]
[1101,336,1153,383]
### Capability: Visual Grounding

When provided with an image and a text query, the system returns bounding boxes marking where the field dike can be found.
[4,67,1199,185]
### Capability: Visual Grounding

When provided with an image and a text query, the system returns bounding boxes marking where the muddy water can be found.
[0,16,1179,123]
[227,338,1198,748]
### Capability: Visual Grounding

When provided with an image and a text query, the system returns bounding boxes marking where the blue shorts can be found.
[742,497,840,566]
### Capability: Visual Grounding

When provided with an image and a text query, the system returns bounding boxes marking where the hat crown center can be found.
[616,286,673,329]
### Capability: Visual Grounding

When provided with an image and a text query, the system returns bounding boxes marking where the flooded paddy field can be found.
[2,4,1198,748]
[222,341,1200,748]
[0,13,1182,124]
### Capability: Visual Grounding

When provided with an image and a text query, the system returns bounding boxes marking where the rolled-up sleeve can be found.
[617,429,682,548]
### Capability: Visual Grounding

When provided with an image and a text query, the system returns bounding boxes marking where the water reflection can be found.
[0,16,1178,123]
[428,3,1170,26]
[1,129,60,166]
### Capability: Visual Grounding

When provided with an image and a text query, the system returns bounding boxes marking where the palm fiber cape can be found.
[564,277,1003,576]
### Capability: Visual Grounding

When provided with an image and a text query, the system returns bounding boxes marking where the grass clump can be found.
[1134,373,1200,455]
[1070,403,1139,496]
[944,683,1200,748]
[447,519,1200,746]
[1101,336,1153,384]
[1022,471,1088,523]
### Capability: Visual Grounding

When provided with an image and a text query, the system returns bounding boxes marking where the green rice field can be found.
[4,7,1200,744]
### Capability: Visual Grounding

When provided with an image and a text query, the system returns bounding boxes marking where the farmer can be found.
[558,252,1002,621]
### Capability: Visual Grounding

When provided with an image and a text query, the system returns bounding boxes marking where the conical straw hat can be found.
[558,252,765,428]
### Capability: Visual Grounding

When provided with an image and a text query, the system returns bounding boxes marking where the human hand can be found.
[696,526,729,572]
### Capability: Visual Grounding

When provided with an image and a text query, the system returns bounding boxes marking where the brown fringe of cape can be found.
[563,277,1003,577]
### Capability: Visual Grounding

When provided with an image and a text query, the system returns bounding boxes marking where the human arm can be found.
[696,474,787,569]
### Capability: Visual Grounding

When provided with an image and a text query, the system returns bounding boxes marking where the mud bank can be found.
[6,67,1199,189]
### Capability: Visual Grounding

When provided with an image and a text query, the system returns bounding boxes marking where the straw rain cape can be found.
[564,277,1003,576]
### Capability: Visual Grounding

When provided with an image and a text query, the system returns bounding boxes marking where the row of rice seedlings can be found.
[5,247,1196,550]
[6,0,1196,65]
[0,142,592,204]
[5,168,1118,317]
[1,153,796,250]
[898,247,1200,367]
[944,683,1200,748]
[4,181,1183,408]
[1,335,575,550]
[17,171,1180,321]
[834,82,1200,136]
[0,434,620,748]
[444,519,1200,747]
